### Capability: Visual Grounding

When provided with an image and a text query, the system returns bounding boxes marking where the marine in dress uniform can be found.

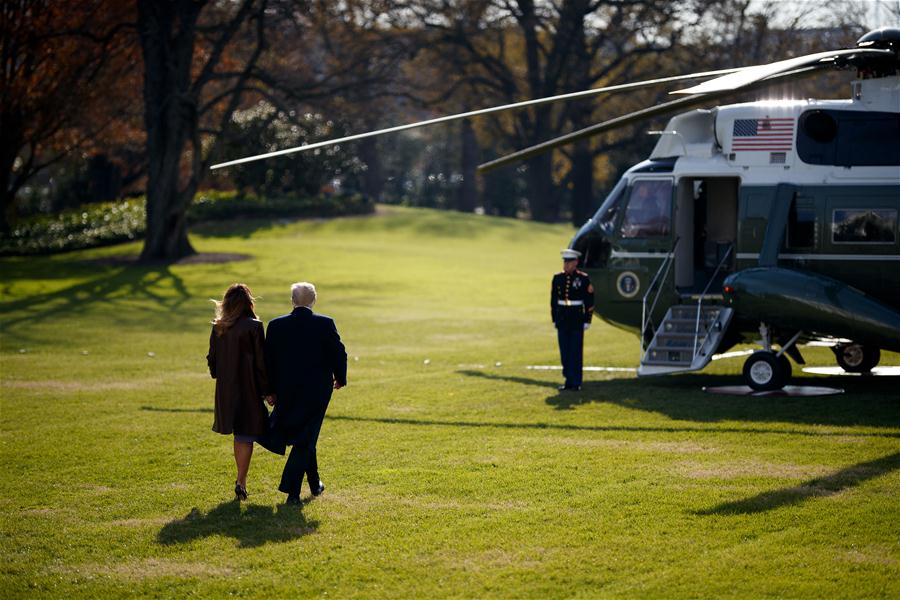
[551,249,594,391]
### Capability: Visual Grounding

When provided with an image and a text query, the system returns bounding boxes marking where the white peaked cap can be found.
[561,249,582,260]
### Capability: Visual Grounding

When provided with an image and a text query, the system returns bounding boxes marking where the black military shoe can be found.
[285,494,301,505]
[558,385,581,392]
[311,481,325,497]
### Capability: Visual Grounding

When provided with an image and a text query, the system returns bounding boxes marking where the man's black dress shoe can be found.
[311,481,325,497]
[285,494,301,505]
[557,385,581,392]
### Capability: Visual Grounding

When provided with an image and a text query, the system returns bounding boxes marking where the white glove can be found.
[583,323,591,331]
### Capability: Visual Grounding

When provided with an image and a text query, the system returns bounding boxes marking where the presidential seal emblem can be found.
[616,271,640,298]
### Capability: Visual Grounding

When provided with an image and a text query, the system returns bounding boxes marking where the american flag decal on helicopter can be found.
[732,117,795,151]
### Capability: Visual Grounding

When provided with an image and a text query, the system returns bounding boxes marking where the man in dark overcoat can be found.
[551,249,594,391]
[265,281,347,504]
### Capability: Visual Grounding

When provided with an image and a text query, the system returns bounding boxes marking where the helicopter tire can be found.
[833,343,880,373]
[777,354,792,381]
[743,350,789,391]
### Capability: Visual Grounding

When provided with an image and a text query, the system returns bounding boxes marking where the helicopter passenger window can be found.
[798,110,900,166]
[620,180,672,238]
[832,209,897,244]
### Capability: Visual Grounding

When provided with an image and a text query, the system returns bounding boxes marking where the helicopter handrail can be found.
[641,236,680,356]
[692,243,734,358]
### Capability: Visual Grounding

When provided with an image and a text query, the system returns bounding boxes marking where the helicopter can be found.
[212,27,900,392]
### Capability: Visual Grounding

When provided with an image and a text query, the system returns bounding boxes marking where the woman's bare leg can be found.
[234,440,254,489]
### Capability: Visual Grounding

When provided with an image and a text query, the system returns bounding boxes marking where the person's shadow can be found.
[158,500,318,548]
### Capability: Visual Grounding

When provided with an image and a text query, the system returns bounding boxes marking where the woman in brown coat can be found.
[207,283,270,501]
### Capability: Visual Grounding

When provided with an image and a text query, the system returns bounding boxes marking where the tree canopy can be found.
[3,0,884,258]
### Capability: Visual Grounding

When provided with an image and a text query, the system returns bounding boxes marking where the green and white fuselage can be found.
[571,75,900,387]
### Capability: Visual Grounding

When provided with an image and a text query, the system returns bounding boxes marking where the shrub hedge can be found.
[0,191,374,256]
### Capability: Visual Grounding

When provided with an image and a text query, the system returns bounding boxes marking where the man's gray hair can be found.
[291,282,317,308]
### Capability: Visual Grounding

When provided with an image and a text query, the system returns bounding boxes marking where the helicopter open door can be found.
[674,177,739,292]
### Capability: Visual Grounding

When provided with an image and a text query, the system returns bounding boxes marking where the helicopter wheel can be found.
[777,353,792,381]
[833,343,880,373]
[742,350,790,391]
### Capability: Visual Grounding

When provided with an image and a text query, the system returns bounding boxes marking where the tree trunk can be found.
[0,120,25,233]
[570,139,593,226]
[136,0,201,262]
[456,118,478,213]
[0,163,16,234]
[526,153,557,222]
[358,135,383,201]
[568,0,593,227]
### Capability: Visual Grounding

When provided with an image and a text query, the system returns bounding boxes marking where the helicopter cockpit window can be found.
[593,178,627,233]
[620,180,672,238]
[832,209,897,244]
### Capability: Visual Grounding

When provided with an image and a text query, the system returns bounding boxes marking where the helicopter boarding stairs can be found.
[638,242,734,376]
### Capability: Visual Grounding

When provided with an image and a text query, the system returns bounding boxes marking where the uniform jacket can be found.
[265,307,347,444]
[551,270,595,330]
[207,316,270,436]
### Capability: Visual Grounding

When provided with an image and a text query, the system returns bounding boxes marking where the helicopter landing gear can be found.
[741,324,801,391]
[743,351,791,391]
[833,343,881,373]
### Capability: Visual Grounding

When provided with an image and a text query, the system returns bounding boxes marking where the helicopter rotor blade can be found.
[671,48,893,95]
[209,68,743,171]
[477,66,822,174]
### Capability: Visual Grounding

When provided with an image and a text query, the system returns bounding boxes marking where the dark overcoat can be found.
[206,316,270,436]
[265,307,347,445]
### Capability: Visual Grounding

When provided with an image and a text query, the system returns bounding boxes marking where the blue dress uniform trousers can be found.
[557,326,584,388]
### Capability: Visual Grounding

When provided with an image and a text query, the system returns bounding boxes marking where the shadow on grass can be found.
[0,262,190,336]
[158,500,318,548]
[328,414,900,439]
[696,452,900,515]
[458,370,900,429]
[192,218,282,239]
[142,405,213,413]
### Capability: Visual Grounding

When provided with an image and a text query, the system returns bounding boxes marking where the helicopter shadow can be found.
[457,370,900,429]
[695,451,900,515]
[157,500,318,548]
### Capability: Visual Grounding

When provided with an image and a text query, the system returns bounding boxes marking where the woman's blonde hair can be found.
[212,283,257,336]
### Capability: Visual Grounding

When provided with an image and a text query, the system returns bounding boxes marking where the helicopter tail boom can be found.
[724,267,900,353]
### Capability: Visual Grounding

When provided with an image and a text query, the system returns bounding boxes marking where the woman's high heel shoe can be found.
[234,482,248,501]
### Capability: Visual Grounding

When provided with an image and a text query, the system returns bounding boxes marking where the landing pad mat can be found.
[703,385,844,397]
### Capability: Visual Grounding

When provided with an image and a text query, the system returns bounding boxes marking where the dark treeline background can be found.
[1,0,887,260]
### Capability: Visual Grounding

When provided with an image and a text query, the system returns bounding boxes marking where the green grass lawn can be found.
[2,205,898,598]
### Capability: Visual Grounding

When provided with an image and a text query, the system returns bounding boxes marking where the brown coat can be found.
[206,316,270,436]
